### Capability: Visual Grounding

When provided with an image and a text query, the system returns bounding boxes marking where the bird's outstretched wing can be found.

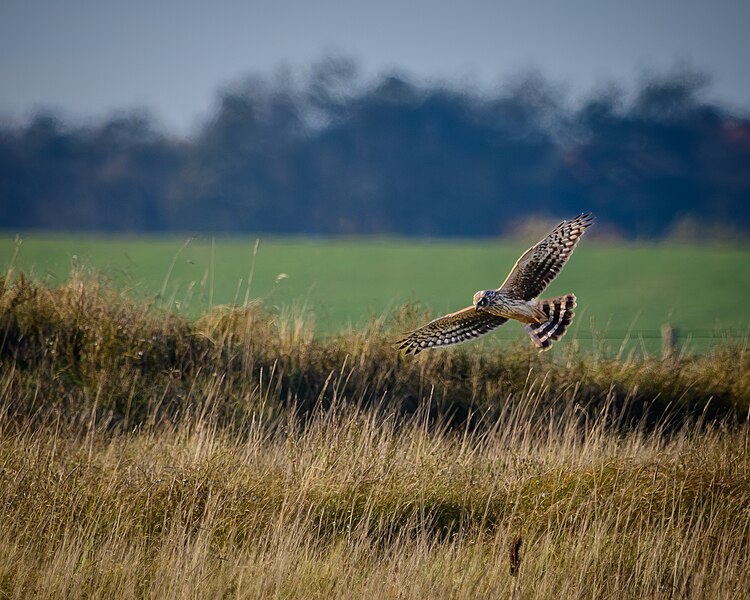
[498,213,594,301]
[398,307,508,354]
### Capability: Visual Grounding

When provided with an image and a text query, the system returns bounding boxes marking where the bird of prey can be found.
[399,213,594,354]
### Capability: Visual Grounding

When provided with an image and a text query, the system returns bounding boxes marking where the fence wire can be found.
[492,327,749,341]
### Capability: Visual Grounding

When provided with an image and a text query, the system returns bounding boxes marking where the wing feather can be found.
[398,306,508,354]
[499,213,594,301]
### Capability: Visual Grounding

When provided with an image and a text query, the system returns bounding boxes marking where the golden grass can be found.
[0,271,749,598]
[1,395,748,598]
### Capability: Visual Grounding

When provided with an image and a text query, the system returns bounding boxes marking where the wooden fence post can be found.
[661,323,677,359]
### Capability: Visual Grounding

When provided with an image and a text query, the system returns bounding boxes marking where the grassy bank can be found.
[0,272,749,598]
[1,269,748,425]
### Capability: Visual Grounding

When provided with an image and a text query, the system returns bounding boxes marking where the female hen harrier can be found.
[399,213,594,354]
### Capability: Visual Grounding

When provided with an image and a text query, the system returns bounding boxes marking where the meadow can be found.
[0,237,749,598]
[3,233,750,353]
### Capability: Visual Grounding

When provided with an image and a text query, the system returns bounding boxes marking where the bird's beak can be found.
[474,305,479,312]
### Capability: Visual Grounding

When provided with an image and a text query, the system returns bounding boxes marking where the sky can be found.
[1,0,749,134]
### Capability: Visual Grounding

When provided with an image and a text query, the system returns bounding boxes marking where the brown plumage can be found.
[399,213,594,354]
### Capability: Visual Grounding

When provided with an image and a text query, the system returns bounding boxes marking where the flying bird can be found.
[399,213,594,354]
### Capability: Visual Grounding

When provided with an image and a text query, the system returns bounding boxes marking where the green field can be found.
[2,233,750,351]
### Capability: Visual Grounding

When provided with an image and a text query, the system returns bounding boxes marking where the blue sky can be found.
[1,0,748,133]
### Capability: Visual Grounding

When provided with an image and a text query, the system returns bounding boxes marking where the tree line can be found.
[1,59,749,238]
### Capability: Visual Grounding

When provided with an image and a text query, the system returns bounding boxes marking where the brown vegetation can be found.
[0,271,748,598]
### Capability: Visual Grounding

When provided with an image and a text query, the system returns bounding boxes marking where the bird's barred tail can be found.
[524,294,577,352]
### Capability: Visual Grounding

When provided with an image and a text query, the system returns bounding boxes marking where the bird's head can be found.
[473,290,491,311]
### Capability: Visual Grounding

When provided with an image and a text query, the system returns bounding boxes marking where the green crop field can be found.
[2,233,750,352]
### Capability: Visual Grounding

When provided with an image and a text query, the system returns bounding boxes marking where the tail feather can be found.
[524,294,577,352]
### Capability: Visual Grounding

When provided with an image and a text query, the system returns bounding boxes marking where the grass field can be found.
[0,271,748,598]
[2,392,747,599]
[2,233,750,353]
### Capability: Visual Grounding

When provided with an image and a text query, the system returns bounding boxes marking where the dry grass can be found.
[0,271,749,598]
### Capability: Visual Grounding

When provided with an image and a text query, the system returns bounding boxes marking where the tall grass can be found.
[0,270,748,598]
